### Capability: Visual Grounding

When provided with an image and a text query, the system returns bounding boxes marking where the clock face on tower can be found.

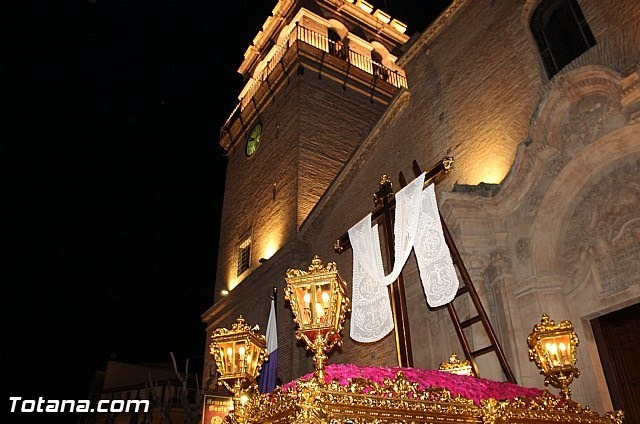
[245,122,262,157]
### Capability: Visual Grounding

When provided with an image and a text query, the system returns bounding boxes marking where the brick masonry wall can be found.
[215,67,389,296]
[399,0,543,188]
[298,72,388,227]
[214,79,301,295]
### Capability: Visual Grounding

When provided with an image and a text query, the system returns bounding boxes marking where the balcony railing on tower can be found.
[221,24,408,135]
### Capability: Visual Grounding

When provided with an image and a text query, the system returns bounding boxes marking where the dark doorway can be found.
[591,303,640,423]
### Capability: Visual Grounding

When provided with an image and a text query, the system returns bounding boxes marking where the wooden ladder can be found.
[398,159,516,383]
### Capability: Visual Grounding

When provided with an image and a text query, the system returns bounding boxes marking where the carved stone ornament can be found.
[560,158,640,295]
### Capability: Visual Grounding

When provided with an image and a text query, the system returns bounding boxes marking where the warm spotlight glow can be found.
[356,0,374,14]
[477,160,509,184]
[229,275,240,291]
[373,9,391,24]
[390,18,407,34]
[263,238,279,260]
[221,289,229,296]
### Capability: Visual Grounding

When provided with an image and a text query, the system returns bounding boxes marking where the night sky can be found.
[5,0,448,418]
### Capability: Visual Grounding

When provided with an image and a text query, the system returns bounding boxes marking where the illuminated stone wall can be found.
[299,0,639,414]
[206,0,639,414]
[298,75,387,226]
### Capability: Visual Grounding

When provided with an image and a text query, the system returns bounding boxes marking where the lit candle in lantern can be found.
[303,291,312,324]
[227,346,233,371]
[234,345,242,369]
[239,345,245,360]
[321,291,330,319]
[315,302,325,322]
[559,342,568,365]
[552,342,562,367]
[546,342,559,367]
[321,291,330,306]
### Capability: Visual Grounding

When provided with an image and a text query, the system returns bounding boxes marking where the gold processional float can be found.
[210,256,624,424]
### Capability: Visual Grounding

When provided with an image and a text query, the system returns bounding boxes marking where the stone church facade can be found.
[202,0,639,415]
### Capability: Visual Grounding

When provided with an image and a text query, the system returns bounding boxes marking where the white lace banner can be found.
[348,173,459,343]
[349,216,393,342]
[414,183,459,308]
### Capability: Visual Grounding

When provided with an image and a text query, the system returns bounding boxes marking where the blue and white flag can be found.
[258,296,278,393]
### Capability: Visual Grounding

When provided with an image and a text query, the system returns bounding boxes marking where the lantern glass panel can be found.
[315,282,332,324]
[540,334,572,370]
[224,343,235,374]
[333,289,344,328]
[235,341,247,373]
[245,343,256,376]
[295,285,313,325]
[217,345,229,375]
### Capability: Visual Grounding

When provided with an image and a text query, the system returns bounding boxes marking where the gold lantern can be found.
[285,255,350,381]
[527,313,580,400]
[210,316,267,422]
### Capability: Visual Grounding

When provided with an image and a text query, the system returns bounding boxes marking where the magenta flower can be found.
[276,363,548,405]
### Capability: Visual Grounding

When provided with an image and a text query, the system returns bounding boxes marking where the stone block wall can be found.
[298,72,387,227]
[297,0,639,412]
[215,78,301,294]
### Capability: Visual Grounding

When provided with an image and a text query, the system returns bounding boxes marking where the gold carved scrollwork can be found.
[242,371,623,424]
[605,410,624,424]
[481,398,507,424]
[294,379,328,424]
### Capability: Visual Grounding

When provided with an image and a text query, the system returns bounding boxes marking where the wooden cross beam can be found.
[334,157,453,368]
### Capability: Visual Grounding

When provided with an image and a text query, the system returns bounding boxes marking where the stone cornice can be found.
[397,0,469,67]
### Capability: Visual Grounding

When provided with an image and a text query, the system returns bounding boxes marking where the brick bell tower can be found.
[203,0,410,387]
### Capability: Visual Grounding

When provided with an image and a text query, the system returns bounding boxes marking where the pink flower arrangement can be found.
[279,363,547,405]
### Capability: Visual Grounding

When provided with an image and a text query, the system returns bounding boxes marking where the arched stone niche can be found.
[327,18,349,40]
[506,65,639,411]
[528,66,632,274]
[560,164,639,297]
